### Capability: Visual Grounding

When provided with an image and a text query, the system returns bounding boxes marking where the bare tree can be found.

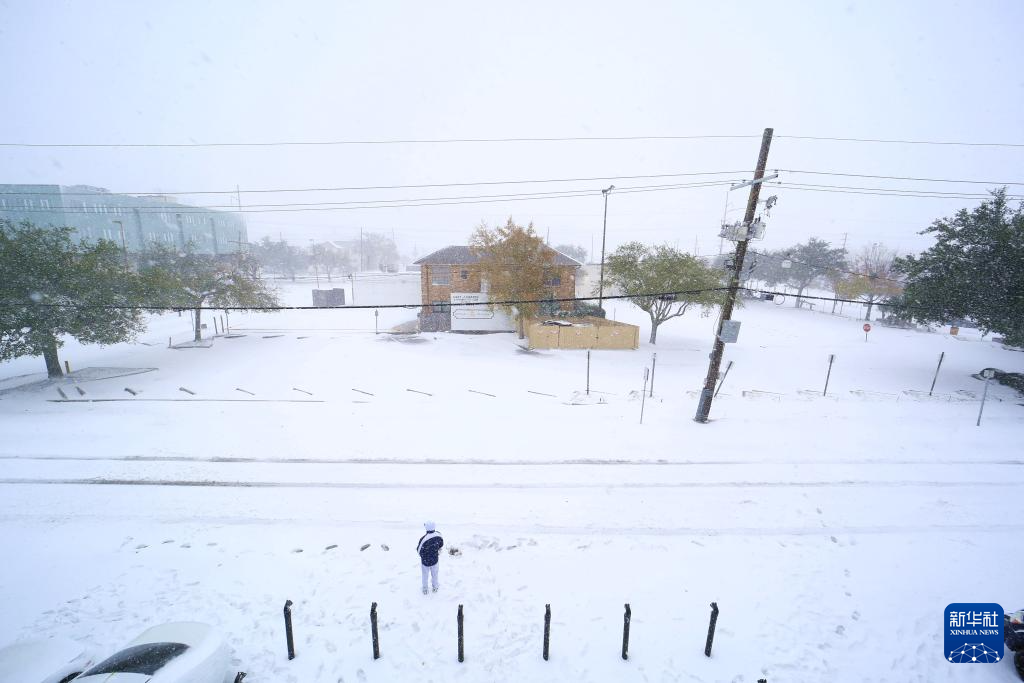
[836,243,904,320]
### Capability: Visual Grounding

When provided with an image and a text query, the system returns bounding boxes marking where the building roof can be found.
[414,244,581,267]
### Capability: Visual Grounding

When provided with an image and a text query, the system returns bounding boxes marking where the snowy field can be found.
[1,281,1023,682]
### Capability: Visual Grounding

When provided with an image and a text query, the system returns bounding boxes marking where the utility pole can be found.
[597,185,615,312]
[694,127,774,423]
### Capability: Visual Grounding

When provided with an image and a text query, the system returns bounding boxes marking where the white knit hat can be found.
[424,521,436,532]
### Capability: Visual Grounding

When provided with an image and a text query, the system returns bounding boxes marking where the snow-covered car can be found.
[74,622,237,683]
[0,637,94,683]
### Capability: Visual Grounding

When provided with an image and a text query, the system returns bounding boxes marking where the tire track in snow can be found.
[1,477,1021,489]
[1,454,1021,466]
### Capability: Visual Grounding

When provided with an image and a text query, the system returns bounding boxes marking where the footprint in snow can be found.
[292,548,304,553]
[135,544,148,550]
[835,625,846,636]
[207,542,217,547]
[162,539,174,544]
[830,536,838,543]
[180,543,191,549]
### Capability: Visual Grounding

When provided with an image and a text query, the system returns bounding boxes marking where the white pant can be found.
[421,563,439,591]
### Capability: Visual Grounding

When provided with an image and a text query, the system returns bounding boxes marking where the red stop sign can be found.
[863,323,872,332]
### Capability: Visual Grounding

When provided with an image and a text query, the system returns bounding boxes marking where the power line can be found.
[776,135,1024,148]
[0,170,749,197]
[0,135,761,149]
[766,183,1024,201]
[1,287,731,311]
[0,286,923,312]
[1,180,735,215]
[782,170,1024,187]
[770,181,1023,198]
[1,133,1021,148]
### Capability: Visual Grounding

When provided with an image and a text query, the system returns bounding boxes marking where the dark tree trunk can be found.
[864,301,874,321]
[795,285,806,307]
[43,334,63,378]
[194,307,203,341]
[649,321,659,344]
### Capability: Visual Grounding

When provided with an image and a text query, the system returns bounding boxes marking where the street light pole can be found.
[310,239,320,288]
[597,185,615,313]
[112,220,129,271]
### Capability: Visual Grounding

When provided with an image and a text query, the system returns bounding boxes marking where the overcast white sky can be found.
[1,0,1022,261]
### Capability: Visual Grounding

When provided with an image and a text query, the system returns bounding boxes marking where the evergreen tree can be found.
[0,219,146,377]
[893,189,1024,344]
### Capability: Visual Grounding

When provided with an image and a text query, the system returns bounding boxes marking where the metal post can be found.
[220,315,226,334]
[370,602,380,660]
[704,602,719,657]
[649,352,657,397]
[714,360,734,398]
[283,600,295,660]
[823,354,835,397]
[113,220,129,271]
[977,373,993,427]
[586,350,591,395]
[543,604,551,661]
[929,351,945,396]
[640,368,649,424]
[695,128,773,423]
[375,309,379,334]
[621,604,631,660]
[457,604,465,663]
[597,185,615,312]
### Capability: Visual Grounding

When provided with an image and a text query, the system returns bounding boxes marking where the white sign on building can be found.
[450,292,514,332]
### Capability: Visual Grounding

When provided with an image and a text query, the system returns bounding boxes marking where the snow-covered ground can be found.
[1,282,1022,682]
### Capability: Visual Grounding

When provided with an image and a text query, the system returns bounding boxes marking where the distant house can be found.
[414,245,581,332]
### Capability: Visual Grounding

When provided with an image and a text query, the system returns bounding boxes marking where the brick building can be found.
[414,245,581,332]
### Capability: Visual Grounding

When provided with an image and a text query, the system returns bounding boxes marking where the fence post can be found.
[929,351,945,396]
[370,602,380,660]
[640,368,649,424]
[714,360,734,398]
[586,350,591,395]
[543,604,551,661]
[283,599,295,660]
[704,601,719,657]
[457,604,464,663]
[621,603,631,660]
[649,352,657,397]
[823,354,835,397]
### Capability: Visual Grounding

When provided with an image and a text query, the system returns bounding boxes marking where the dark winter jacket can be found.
[417,531,444,566]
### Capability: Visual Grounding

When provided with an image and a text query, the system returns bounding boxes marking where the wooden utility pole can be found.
[694,128,773,423]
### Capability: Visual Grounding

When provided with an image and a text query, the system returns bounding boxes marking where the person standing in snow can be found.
[417,521,444,594]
